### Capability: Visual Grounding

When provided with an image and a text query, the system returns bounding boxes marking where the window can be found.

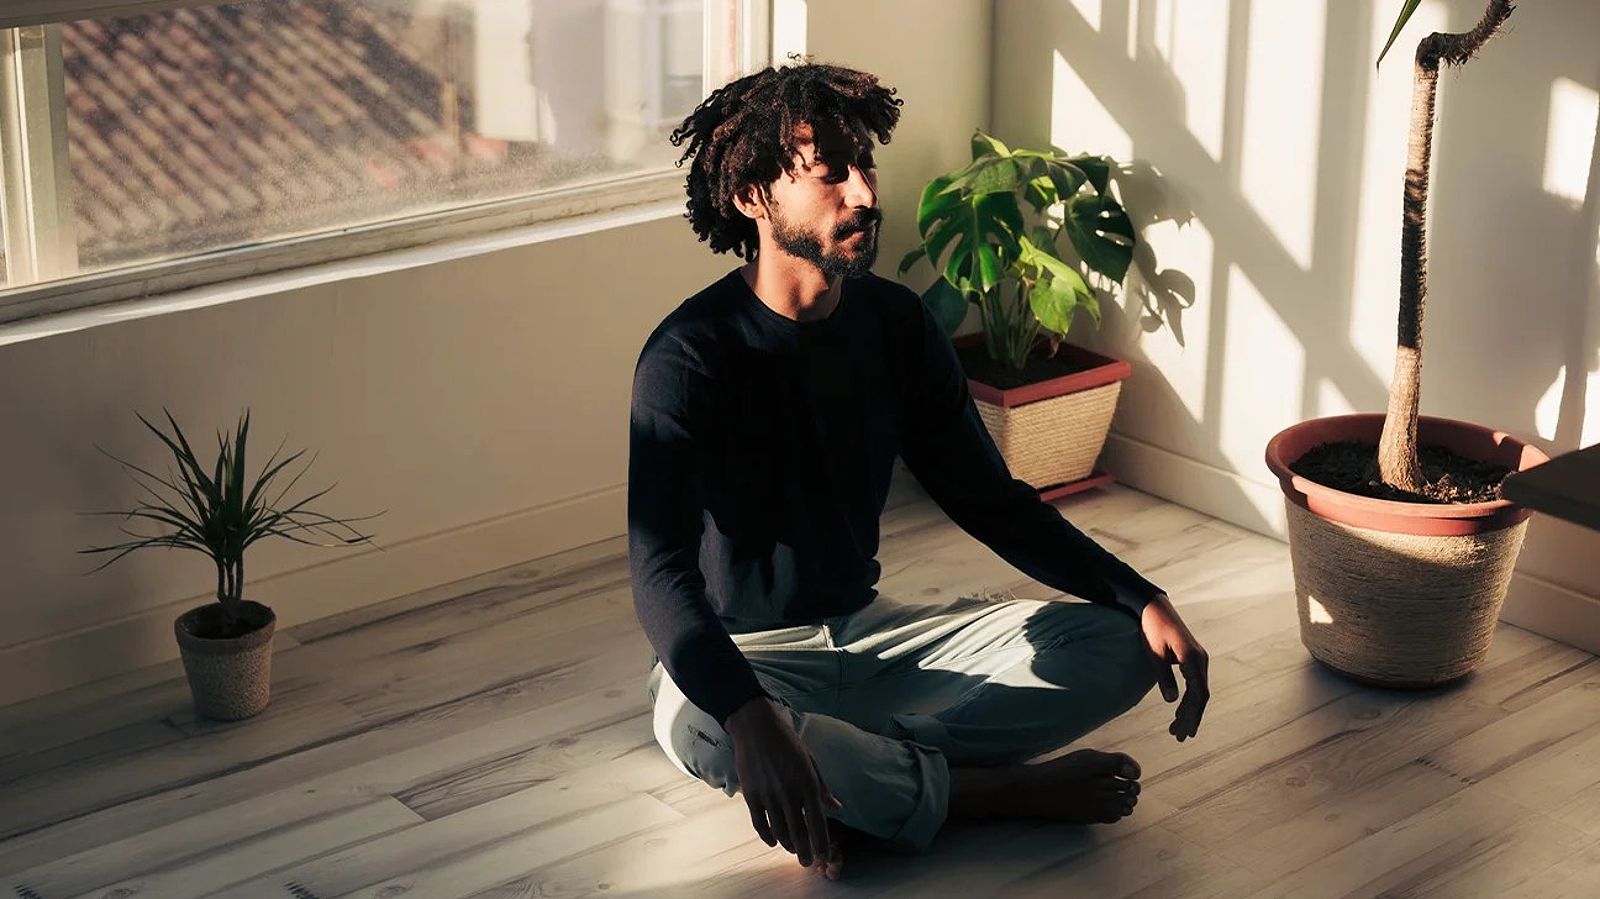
[0,0,771,323]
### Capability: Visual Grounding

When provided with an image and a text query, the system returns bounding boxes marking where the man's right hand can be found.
[723,695,845,868]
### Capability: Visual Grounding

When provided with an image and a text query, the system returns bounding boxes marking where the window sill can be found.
[0,182,684,348]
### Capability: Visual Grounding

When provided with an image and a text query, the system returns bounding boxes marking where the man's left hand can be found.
[1139,594,1209,741]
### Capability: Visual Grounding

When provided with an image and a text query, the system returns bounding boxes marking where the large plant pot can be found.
[1264,414,1550,687]
[174,599,277,720]
[954,333,1131,500]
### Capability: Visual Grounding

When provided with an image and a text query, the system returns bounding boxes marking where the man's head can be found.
[669,60,903,279]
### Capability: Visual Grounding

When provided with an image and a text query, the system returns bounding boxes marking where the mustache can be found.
[837,211,882,236]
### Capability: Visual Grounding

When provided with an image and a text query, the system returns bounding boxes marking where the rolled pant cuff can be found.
[883,739,950,854]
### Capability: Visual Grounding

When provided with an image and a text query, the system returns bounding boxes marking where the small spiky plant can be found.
[81,409,384,629]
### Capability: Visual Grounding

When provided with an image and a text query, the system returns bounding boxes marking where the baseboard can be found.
[1100,430,1600,656]
[1500,570,1600,655]
[1099,431,1289,540]
[0,485,628,709]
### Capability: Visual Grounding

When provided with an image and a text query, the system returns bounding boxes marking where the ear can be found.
[732,183,766,221]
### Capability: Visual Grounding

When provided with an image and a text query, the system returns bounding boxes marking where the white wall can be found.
[0,0,994,706]
[992,0,1600,648]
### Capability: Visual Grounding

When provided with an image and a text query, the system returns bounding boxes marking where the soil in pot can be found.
[1291,440,1510,505]
[956,341,1086,389]
[180,601,273,640]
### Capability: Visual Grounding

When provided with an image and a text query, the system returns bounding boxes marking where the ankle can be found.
[948,764,1027,821]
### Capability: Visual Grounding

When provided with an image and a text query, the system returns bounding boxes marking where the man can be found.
[627,60,1209,882]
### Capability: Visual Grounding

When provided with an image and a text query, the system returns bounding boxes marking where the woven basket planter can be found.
[1264,414,1550,687]
[954,333,1132,499]
[174,599,277,720]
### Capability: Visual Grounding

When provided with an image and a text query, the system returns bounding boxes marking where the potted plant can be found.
[898,128,1139,500]
[81,409,384,720]
[1263,0,1549,687]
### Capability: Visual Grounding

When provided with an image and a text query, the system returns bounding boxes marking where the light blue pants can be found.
[645,593,1160,853]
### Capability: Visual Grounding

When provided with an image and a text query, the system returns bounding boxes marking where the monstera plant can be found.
[897,128,1136,376]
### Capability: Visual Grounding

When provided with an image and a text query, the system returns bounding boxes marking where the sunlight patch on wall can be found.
[1543,77,1599,207]
[1238,0,1326,271]
[1535,364,1600,446]
[1139,0,1229,161]
[1051,48,1133,160]
[1069,0,1103,32]
[1221,263,1305,479]
[1349,1,1449,390]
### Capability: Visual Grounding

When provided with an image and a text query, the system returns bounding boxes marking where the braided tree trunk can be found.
[1375,0,1515,494]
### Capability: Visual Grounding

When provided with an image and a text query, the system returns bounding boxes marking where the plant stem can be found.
[1375,0,1514,493]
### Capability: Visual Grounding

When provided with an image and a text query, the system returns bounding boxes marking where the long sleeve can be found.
[898,305,1165,619]
[627,333,769,727]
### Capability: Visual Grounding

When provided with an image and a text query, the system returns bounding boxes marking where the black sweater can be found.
[627,267,1165,726]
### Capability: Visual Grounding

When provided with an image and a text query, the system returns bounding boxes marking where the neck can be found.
[740,255,841,322]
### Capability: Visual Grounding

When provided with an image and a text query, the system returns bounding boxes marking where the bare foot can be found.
[952,748,1141,824]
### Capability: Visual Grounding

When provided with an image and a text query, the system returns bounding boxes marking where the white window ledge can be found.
[0,193,684,348]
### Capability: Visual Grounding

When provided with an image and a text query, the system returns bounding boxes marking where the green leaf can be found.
[1023,174,1056,212]
[917,174,960,237]
[227,412,248,539]
[944,240,972,297]
[897,246,926,275]
[1027,275,1080,336]
[970,129,1012,161]
[1071,155,1112,194]
[243,445,309,519]
[921,276,969,337]
[136,411,211,513]
[1047,166,1086,207]
[973,191,1025,260]
[1064,193,1135,283]
[922,213,968,272]
[1018,234,1092,297]
[1377,0,1422,68]
[975,243,1002,293]
[936,157,988,196]
[968,159,1020,195]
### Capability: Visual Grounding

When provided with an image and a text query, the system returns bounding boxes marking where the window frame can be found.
[0,0,773,325]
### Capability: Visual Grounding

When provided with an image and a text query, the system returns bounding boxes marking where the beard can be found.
[768,204,880,281]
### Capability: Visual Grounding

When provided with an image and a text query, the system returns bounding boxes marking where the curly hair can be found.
[668,56,904,260]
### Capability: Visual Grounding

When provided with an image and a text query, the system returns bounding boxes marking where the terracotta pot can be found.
[953,333,1131,501]
[1264,413,1550,687]
[174,599,277,720]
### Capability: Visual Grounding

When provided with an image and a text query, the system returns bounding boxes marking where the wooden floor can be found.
[3,483,1600,898]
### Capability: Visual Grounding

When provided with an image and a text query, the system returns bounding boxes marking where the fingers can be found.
[1170,647,1211,741]
[805,760,839,864]
[783,802,812,866]
[746,796,776,847]
[805,791,831,868]
[1155,657,1180,703]
[768,798,797,855]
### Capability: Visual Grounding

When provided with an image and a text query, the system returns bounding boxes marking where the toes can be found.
[1115,752,1141,780]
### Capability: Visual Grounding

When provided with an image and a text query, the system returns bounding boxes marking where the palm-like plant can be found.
[81,409,384,627]
[1373,0,1515,494]
[897,129,1136,375]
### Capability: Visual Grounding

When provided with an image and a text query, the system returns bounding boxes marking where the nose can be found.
[844,161,877,211]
